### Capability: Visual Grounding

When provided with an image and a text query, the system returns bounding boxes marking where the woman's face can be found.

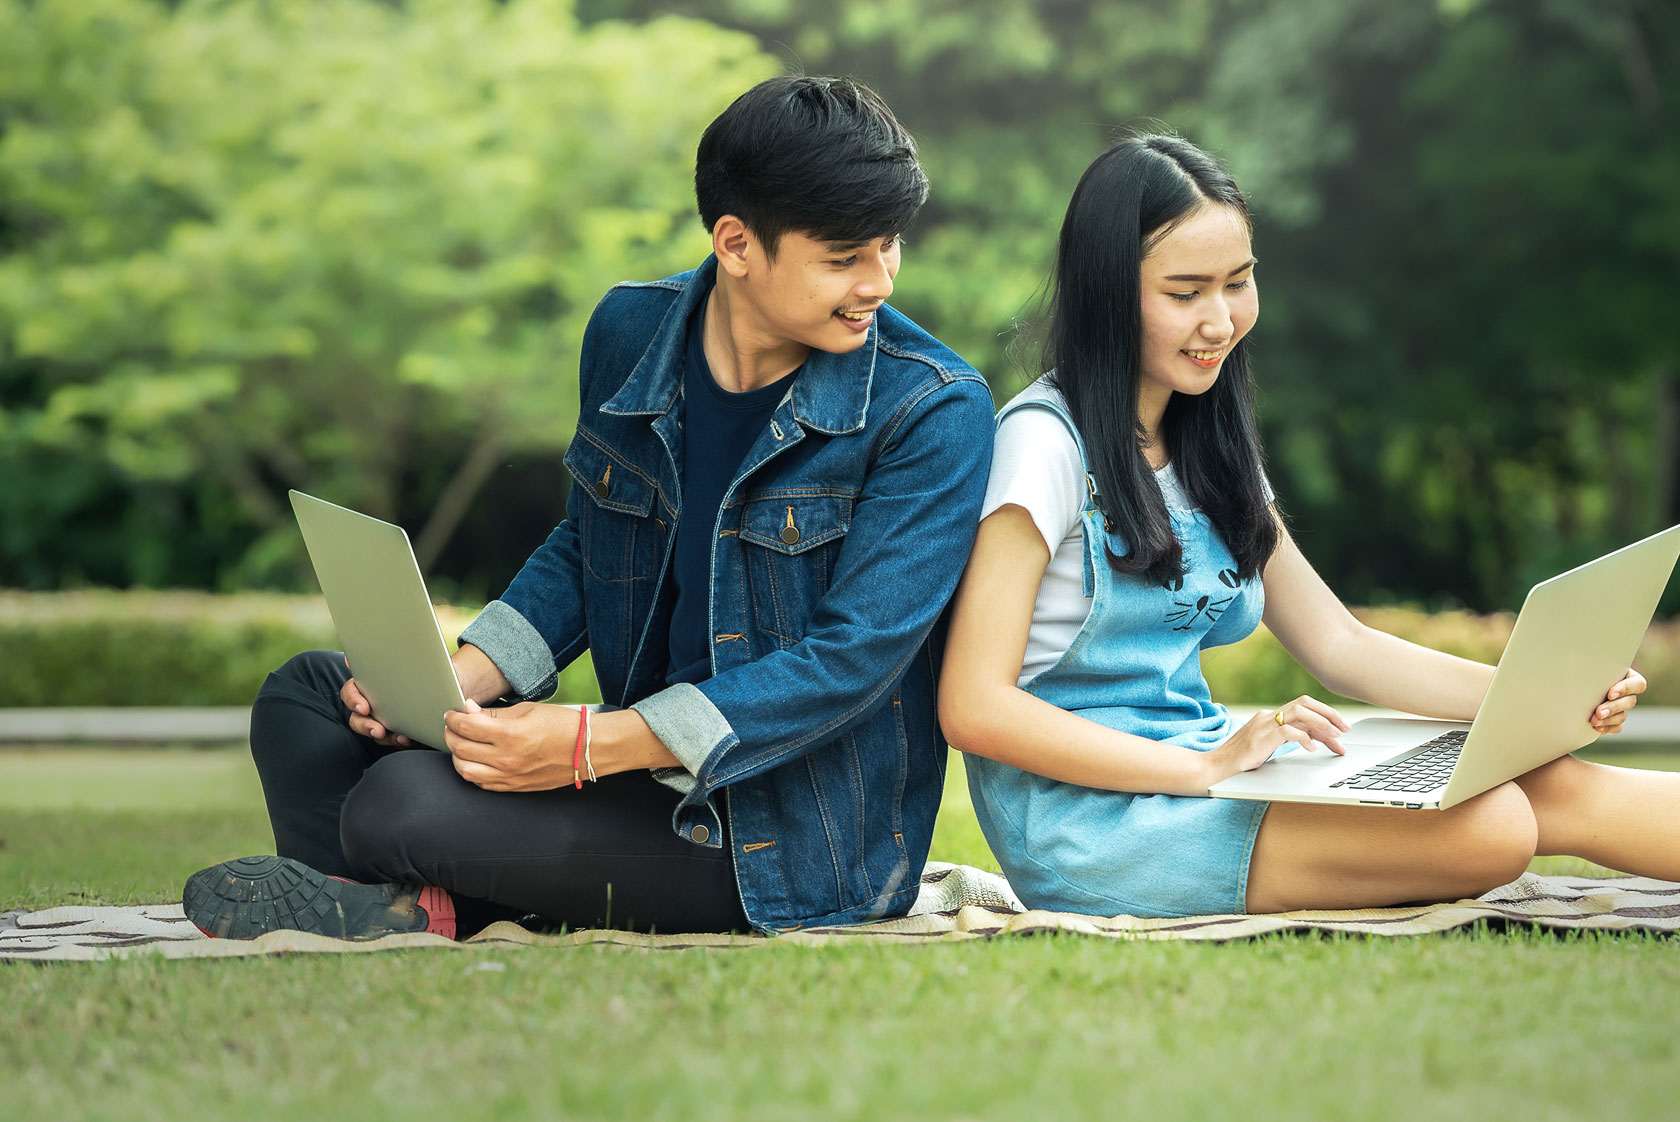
[1137,203,1258,404]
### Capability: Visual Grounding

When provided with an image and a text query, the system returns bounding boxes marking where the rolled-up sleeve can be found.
[633,682,730,776]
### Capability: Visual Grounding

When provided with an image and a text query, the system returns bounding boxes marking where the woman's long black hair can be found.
[1044,132,1278,585]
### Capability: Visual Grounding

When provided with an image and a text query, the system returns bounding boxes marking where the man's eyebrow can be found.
[1161,258,1258,283]
[823,240,870,253]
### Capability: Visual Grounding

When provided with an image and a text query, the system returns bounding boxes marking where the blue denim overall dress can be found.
[965,397,1271,917]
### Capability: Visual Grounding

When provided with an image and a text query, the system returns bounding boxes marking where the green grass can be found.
[9,929,1680,1120]
[0,748,272,912]
[4,745,1680,1121]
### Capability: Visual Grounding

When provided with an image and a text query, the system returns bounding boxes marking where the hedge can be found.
[0,591,600,708]
[4,592,1677,709]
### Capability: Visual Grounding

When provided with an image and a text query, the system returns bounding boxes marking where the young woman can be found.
[939,133,1680,918]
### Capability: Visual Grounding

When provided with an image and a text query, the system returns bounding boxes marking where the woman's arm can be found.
[1259,513,1494,720]
[1262,513,1647,731]
[939,505,1340,795]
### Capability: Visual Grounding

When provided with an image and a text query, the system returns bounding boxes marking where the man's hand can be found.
[443,703,685,791]
[342,644,513,748]
[340,660,411,747]
[443,700,578,791]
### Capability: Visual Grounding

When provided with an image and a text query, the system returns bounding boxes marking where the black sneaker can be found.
[182,855,456,940]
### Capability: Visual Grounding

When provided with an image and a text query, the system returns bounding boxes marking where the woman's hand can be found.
[1203,695,1351,788]
[1591,669,1646,735]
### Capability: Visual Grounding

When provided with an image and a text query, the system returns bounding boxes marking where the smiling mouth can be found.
[836,307,878,322]
[1183,348,1225,367]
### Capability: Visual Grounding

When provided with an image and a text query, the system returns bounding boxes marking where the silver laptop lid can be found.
[1441,523,1680,808]
[288,490,467,751]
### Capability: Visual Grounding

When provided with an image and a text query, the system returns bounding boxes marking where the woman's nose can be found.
[1201,302,1233,340]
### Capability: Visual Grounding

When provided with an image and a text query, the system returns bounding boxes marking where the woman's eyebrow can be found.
[1162,258,1258,283]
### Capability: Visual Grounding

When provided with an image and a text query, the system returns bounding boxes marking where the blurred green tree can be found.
[579,0,1679,611]
[0,0,772,588]
[4,0,1674,615]
[580,0,1221,391]
[1196,0,1680,608]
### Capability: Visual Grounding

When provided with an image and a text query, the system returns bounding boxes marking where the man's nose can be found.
[856,253,894,302]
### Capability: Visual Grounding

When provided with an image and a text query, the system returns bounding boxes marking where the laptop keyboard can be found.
[1328,730,1469,793]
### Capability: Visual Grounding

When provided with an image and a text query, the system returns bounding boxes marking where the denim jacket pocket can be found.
[736,490,854,645]
[565,428,659,584]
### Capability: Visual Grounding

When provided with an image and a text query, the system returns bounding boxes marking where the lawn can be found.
[4,743,1679,1121]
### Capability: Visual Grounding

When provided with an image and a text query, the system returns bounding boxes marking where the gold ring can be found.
[1275,708,1287,727]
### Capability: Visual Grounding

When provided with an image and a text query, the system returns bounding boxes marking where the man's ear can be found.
[712,215,755,279]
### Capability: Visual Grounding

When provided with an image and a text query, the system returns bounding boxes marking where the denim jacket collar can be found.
[601,256,872,436]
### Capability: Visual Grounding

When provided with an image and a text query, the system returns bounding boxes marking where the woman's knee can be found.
[1513,753,1600,813]
[1442,782,1538,893]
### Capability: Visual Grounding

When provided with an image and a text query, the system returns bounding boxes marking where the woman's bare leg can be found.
[1514,754,1680,879]
[1245,781,1538,913]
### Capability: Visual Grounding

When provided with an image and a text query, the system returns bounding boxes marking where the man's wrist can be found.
[451,643,513,704]
[592,709,682,775]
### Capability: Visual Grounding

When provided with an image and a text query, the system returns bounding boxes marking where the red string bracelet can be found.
[572,704,589,790]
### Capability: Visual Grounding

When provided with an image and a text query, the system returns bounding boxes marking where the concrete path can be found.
[5,705,1680,744]
[0,708,251,743]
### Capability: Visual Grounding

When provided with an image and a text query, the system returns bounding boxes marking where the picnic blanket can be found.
[5,864,1679,962]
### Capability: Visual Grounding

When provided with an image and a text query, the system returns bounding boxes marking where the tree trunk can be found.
[1656,364,1678,526]
[413,420,506,574]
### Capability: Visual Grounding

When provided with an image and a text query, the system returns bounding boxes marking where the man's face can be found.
[738,231,902,355]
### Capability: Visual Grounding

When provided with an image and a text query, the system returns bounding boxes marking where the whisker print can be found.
[1166,593,1235,631]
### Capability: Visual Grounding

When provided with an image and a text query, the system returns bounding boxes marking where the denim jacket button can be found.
[594,479,610,500]
[654,517,667,533]
[691,824,711,844]
[780,526,800,545]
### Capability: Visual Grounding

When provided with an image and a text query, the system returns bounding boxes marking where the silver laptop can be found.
[289,490,467,751]
[1210,524,1680,810]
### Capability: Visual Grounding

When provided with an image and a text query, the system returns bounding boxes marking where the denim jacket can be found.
[459,257,994,932]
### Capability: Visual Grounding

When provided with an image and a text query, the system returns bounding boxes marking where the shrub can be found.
[0,591,600,707]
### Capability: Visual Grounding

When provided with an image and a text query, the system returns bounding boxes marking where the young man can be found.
[184,76,995,938]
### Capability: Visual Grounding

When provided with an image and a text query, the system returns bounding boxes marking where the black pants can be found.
[247,650,748,934]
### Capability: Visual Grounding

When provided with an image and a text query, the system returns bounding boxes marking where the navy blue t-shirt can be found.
[665,295,797,686]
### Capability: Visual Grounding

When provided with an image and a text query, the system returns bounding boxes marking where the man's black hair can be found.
[695,75,928,256]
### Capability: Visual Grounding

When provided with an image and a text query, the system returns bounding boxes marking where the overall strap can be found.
[996,391,1105,597]
[995,392,1101,515]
